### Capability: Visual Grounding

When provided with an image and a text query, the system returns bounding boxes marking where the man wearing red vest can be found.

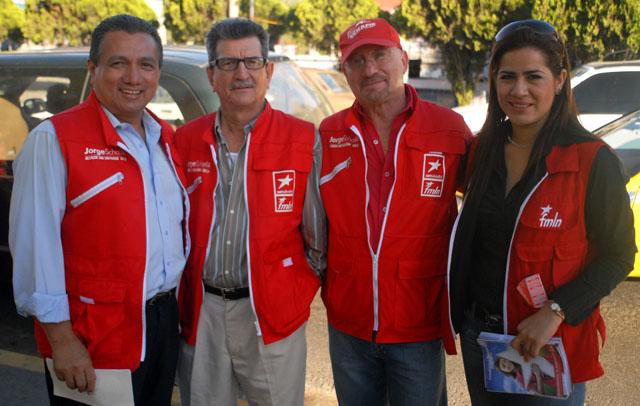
[10,15,188,405]
[174,19,325,406]
[319,18,472,405]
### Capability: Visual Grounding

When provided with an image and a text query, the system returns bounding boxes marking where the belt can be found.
[204,284,250,300]
[146,288,176,306]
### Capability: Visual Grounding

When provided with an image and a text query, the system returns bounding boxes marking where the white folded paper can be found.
[45,358,134,406]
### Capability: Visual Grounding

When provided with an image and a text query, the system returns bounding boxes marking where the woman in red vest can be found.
[448,20,635,405]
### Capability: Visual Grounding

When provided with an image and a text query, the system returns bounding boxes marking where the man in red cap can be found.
[318,18,472,405]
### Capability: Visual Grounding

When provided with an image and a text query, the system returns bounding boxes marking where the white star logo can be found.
[278,175,293,189]
[540,205,553,218]
[428,160,441,172]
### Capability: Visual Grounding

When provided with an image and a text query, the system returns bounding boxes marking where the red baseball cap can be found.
[339,18,402,64]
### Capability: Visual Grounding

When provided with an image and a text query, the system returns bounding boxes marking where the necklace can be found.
[507,135,532,148]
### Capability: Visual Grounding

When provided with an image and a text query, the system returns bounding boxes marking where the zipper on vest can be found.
[503,172,549,333]
[164,142,191,302]
[446,197,466,339]
[116,140,150,363]
[372,254,380,331]
[319,157,351,186]
[242,132,262,337]
[187,176,203,194]
[70,172,124,208]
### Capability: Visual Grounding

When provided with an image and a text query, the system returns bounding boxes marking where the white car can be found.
[454,60,640,133]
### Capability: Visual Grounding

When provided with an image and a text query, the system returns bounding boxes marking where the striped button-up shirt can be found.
[203,109,326,288]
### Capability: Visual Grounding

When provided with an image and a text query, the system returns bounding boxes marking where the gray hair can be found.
[90,14,163,68]
[205,18,269,61]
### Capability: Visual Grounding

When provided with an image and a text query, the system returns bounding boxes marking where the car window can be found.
[268,61,333,126]
[147,85,185,129]
[600,111,640,176]
[573,71,640,115]
[0,68,86,161]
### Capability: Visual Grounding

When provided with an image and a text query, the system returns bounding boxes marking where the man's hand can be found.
[510,303,563,362]
[41,321,96,394]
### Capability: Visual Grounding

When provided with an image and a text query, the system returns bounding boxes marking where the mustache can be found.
[230,80,255,90]
[360,74,386,86]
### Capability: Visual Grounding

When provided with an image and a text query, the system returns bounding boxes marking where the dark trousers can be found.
[45,291,180,406]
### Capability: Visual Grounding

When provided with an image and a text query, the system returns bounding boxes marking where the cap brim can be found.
[340,39,401,64]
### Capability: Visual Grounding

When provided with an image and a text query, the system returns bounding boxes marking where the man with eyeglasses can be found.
[174,18,325,406]
[318,18,472,405]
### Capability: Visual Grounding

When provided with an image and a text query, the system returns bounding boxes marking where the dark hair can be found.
[205,18,269,61]
[89,14,162,68]
[465,23,592,204]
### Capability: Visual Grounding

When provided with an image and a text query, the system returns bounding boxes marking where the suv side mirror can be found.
[22,98,46,115]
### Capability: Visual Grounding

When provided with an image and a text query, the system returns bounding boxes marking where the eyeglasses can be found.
[345,48,392,70]
[209,57,267,71]
[495,19,559,42]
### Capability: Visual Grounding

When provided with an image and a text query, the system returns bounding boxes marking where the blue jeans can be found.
[460,312,586,406]
[328,325,446,406]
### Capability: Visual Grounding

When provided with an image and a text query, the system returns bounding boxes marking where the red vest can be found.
[505,141,605,383]
[319,100,470,352]
[176,103,320,345]
[34,92,187,370]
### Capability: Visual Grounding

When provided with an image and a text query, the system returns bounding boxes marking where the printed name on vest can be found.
[539,205,563,228]
[273,170,295,212]
[420,153,445,198]
[186,160,211,174]
[328,134,359,149]
[84,147,127,161]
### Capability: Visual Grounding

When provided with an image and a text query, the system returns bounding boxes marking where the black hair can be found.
[465,24,592,205]
[89,14,162,68]
[205,18,269,61]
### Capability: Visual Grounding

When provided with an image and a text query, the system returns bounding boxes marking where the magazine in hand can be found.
[477,332,571,399]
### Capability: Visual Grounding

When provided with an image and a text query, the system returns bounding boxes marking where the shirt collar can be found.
[214,105,263,146]
[353,83,416,122]
[101,106,161,145]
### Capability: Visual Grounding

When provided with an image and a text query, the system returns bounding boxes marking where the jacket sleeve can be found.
[10,120,70,323]
[301,130,327,278]
[550,147,636,325]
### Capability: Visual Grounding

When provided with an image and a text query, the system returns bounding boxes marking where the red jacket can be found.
[319,97,470,352]
[34,92,188,370]
[176,103,320,345]
[505,141,605,383]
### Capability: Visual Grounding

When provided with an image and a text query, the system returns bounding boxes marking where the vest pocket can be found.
[320,157,351,186]
[66,277,127,358]
[259,251,319,332]
[551,242,587,288]
[324,256,371,328]
[70,172,124,208]
[394,258,446,328]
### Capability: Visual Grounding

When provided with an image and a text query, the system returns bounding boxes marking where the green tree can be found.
[396,0,526,105]
[292,0,380,55]
[23,0,156,46]
[163,0,228,44]
[240,0,289,47]
[0,0,25,44]
[533,0,640,64]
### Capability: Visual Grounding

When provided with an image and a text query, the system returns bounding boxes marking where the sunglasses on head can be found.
[495,19,559,42]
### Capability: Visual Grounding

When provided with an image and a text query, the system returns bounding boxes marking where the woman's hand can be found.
[510,302,563,361]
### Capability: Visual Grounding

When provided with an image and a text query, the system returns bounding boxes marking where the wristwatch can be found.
[548,301,565,320]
